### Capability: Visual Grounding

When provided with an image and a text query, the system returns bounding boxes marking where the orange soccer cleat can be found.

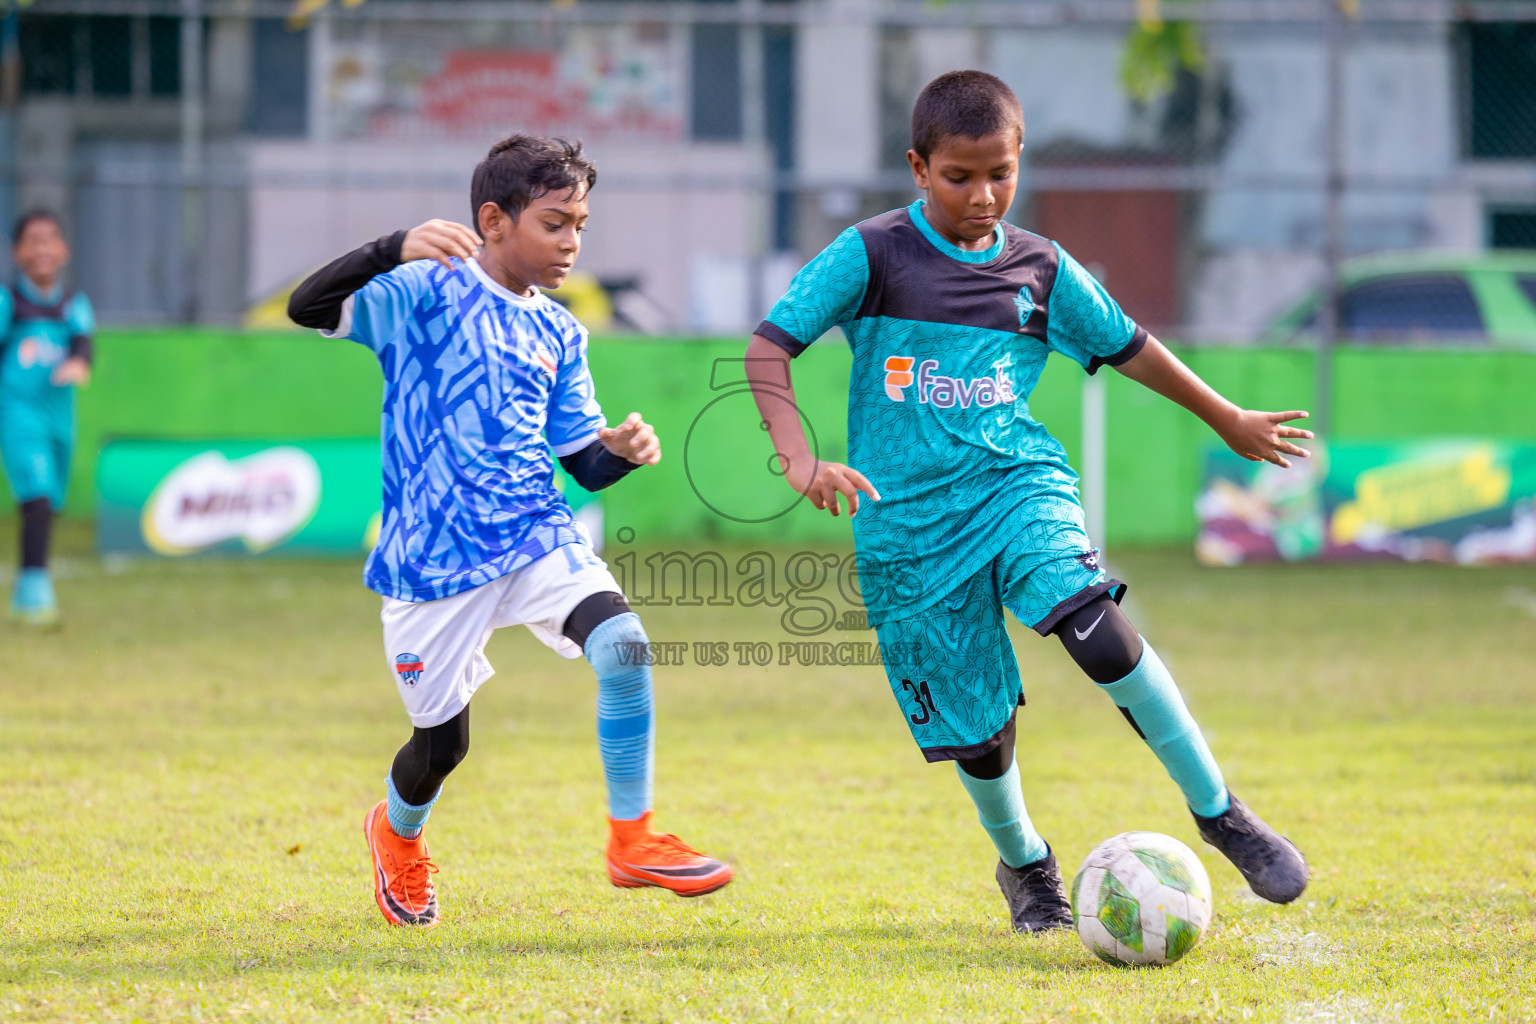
[606,812,734,897]
[364,800,441,926]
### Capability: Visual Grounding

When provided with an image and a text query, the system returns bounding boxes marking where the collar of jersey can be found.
[908,200,1005,264]
[15,275,64,305]
[465,257,545,307]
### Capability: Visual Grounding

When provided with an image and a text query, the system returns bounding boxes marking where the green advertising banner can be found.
[98,439,383,556]
[1196,440,1536,565]
[96,439,600,558]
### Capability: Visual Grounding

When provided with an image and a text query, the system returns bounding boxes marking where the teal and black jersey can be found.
[757,200,1146,625]
[0,278,95,507]
[0,278,94,414]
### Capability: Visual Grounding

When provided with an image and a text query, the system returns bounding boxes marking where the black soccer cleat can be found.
[1192,791,1309,904]
[995,849,1075,934]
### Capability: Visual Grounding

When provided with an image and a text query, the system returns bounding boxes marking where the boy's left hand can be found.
[51,357,91,387]
[1218,409,1314,468]
[599,412,661,466]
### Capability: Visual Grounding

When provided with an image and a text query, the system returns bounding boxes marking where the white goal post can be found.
[1082,372,1107,556]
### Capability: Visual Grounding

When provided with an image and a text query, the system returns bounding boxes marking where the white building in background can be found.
[988,17,1533,340]
[6,2,1535,338]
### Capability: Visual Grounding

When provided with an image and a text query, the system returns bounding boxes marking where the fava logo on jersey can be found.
[140,447,322,555]
[17,335,65,369]
[883,355,1017,408]
[395,653,425,687]
[883,357,916,401]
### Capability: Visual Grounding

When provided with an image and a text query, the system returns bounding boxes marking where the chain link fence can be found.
[2,0,1534,345]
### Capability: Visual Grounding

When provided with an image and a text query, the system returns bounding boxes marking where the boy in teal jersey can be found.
[0,211,94,627]
[747,71,1312,932]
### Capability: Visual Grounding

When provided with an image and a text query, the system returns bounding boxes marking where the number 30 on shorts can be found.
[900,678,941,725]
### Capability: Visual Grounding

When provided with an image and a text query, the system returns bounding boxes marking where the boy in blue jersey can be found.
[747,72,1311,932]
[0,211,95,628]
[290,136,732,927]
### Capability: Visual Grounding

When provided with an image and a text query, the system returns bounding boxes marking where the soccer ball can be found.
[1070,831,1213,967]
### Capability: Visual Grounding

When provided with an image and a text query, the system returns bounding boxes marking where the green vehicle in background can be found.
[1263,251,1536,348]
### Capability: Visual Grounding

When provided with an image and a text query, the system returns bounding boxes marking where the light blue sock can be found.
[385,774,438,840]
[1099,641,1230,818]
[584,613,655,821]
[13,567,54,611]
[955,759,1049,869]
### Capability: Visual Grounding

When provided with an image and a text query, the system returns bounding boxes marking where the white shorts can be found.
[380,541,622,728]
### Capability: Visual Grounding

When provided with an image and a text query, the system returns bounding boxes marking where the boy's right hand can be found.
[51,356,91,387]
[786,460,880,518]
[402,220,482,271]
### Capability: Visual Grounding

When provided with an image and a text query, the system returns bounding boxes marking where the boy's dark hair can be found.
[12,209,64,246]
[470,135,598,226]
[910,70,1024,161]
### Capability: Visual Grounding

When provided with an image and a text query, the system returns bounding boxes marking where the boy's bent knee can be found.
[564,591,633,650]
[1054,596,1143,684]
[955,716,1017,781]
[582,611,649,674]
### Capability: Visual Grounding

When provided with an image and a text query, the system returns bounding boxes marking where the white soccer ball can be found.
[1070,831,1213,967]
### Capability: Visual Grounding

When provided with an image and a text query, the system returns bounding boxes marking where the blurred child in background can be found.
[0,211,94,628]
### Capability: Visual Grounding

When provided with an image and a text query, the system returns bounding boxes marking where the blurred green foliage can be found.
[1120,9,1206,104]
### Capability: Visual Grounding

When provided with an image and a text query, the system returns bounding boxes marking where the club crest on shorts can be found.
[395,652,424,687]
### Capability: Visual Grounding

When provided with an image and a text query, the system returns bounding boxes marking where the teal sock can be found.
[385,774,438,840]
[955,759,1049,869]
[1099,641,1230,818]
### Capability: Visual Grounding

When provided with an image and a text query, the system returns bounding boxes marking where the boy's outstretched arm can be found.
[1115,337,1314,468]
[745,334,879,517]
[287,220,481,330]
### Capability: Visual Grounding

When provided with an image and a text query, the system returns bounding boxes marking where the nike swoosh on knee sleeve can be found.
[1074,609,1108,641]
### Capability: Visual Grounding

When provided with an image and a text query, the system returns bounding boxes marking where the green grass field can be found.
[4,526,1534,1022]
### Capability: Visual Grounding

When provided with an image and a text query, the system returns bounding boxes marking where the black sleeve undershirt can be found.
[287,229,408,330]
[559,439,638,492]
[67,334,93,366]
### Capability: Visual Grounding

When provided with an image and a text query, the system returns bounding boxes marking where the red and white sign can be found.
[363,40,683,143]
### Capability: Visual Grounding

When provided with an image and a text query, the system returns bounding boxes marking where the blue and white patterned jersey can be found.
[757,200,1147,625]
[331,257,605,602]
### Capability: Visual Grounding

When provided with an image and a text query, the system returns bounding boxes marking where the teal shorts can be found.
[0,417,72,509]
[873,500,1124,762]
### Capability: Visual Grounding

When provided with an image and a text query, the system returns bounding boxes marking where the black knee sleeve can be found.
[1055,596,1144,684]
[955,716,1017,781]
[562,590,631,651]
[19,498,51,570]
[390,705,471,805]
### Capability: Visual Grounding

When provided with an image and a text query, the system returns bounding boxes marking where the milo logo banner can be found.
[97,439,601,557]
[1197,441,1536,566]
[97,439,381,556]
